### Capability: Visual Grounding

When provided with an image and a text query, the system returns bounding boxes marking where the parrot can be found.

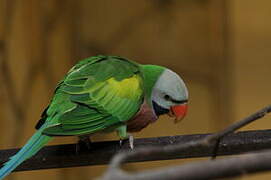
[0,55,188,179]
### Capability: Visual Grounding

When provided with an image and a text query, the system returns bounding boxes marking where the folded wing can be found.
[37,56,144,136]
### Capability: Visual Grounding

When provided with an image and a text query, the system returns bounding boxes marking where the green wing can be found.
[38,56,144,136]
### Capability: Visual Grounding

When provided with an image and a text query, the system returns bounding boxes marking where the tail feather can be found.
[0,127,52,179]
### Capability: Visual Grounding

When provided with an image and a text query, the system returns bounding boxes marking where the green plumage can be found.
[37,55,148,136]
[0,55,166,179]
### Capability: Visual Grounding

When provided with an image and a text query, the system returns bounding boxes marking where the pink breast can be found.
[127,102,158,132]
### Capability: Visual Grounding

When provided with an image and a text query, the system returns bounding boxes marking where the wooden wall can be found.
[0,0,270,179]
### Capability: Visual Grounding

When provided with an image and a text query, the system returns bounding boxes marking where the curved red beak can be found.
[169,104,188,123]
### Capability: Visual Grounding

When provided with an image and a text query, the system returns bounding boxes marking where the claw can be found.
[76,136,92,154]
[119,135,134,150]
[119,139,123,147]
[129,135,134,149]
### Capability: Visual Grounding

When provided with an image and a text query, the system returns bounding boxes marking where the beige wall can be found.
[230,0,271,179]
[0,0,270,179]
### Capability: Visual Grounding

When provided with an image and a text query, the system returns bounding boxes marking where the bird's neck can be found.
[140,64,165,106]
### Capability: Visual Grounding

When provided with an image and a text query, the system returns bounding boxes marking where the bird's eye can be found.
[164,95,170,101]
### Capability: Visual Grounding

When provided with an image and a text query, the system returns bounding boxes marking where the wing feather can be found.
[41,56,144,136]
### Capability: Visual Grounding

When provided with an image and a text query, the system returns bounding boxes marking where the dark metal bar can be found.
[1,129,271,172]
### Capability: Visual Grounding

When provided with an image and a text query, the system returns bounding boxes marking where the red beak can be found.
[170,104,188,123]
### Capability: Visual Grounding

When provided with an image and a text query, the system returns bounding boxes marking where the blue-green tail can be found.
[0,127,52,179]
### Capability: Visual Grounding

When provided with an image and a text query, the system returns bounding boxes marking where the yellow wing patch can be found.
[107,75,143,99]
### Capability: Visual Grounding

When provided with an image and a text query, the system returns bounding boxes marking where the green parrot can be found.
[0,55,188,179]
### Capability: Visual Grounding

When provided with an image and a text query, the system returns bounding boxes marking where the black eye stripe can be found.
[171,99,188,104]
[164,94,188,104]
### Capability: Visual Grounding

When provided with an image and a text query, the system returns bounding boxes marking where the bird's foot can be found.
[119,134,134,150]
[129,134,134,149]
[76,136,92,154]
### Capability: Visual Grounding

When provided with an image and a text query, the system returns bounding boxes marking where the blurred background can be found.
[0,0,271,179]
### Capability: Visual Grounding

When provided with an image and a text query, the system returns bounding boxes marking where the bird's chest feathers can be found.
[127,101,157,132]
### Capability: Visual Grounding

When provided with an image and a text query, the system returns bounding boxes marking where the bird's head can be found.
[151,69,188,123]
